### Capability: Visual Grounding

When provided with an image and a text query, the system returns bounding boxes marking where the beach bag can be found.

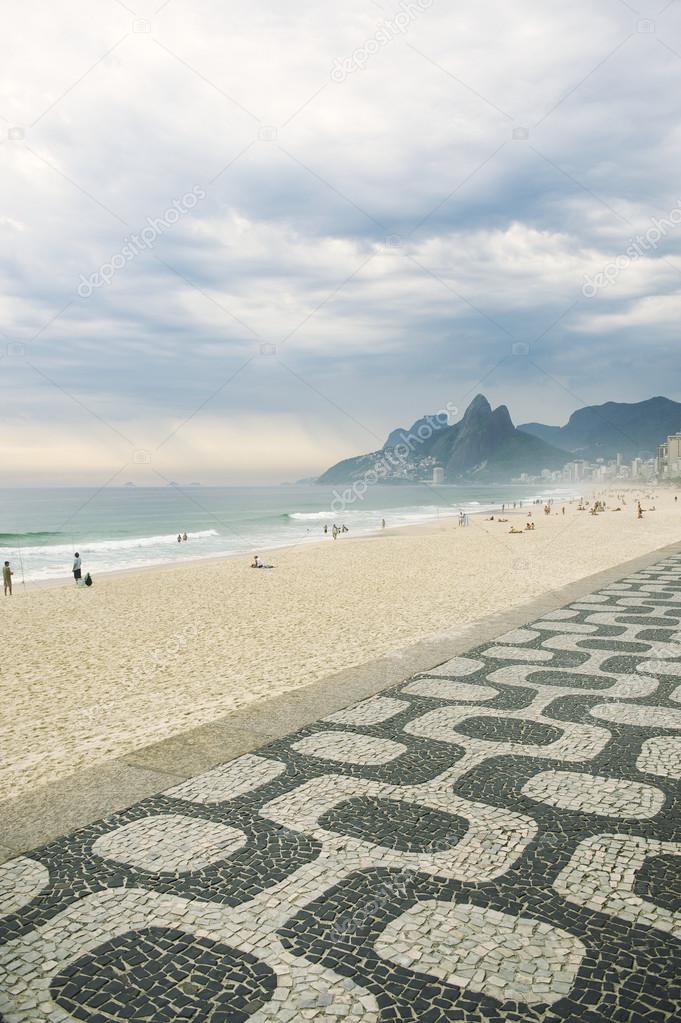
[84,572,93,587]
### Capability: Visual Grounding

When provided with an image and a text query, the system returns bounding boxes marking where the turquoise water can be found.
[0,484,574,583]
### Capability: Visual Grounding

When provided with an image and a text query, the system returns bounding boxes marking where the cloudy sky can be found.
[2,0,681,484]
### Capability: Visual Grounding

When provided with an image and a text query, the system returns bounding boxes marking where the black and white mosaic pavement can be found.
[2,554,681,1022]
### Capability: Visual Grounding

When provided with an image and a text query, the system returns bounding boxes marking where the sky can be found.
[2,0,681,484]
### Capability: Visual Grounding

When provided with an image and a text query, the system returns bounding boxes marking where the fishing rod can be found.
[16,536,26,588]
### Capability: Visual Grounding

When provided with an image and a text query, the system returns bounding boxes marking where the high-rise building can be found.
[432,466,444,484]
[657,432,681,476]
[565,461,585,481]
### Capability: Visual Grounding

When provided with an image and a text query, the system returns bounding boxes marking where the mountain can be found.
[519,396,681,460]
[384,414,443,450]
[317,394,569,484]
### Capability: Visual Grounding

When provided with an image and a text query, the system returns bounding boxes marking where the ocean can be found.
[0,483,576,583]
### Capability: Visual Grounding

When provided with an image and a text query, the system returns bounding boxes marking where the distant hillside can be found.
[318,394,568,484]
[519,396,681,460]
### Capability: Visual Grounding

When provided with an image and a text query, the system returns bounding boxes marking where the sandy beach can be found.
[1,486,679,801]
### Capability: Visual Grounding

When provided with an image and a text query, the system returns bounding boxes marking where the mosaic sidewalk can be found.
[1,555,681,1023]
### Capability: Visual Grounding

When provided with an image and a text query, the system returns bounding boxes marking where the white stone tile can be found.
[165,754,286,805]
[426,657,484,677]
[521,770,665,819]
[92,814,247,873]
[590,703,681,729]
[638,659,681,677]
[636,736,681,779]
[375,901,584,1005]
[292,731,406,765]
[0,858,49,919]
[324,697,410,726]
[484,646,553,662]
[554,833,681,937]
[533,621,597,634]
[402,680,497,702]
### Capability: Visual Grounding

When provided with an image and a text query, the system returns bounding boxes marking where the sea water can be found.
[0,483,576,583]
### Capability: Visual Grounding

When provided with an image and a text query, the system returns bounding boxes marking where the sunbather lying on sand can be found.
[251,555,275,569]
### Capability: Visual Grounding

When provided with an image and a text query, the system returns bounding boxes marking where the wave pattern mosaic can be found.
[1,556,681,1021]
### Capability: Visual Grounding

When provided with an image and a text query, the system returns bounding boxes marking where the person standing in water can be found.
[72,553,82,585]
[3,561,13,596]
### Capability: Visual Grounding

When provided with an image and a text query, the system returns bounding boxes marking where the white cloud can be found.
[2,0,681,477]
[576,291,681,333]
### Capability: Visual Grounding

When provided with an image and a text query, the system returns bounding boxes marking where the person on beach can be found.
[324,524,328,534]
[182,531,188,541]
[177,533,182,543]
[251,554,274,569]
[3,561,13,596]
[72,553,82,585]
[381,518,386,529]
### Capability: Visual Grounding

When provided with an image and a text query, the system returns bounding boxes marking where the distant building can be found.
[432,466,444,485]
[513,451,658,486]
[658,432,681,477]
[565,460,586,482]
